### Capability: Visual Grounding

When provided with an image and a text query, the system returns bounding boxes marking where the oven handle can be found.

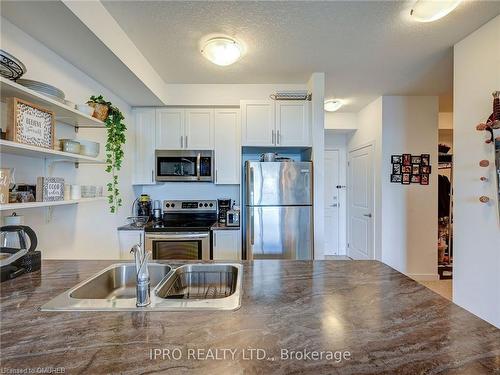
[196,152,201,181]
[146,233,209,240]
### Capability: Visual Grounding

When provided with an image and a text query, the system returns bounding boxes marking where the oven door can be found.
[155,150,213,182]
[145,232,211,260]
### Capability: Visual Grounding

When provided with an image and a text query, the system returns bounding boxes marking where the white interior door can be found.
[348,144,374,259]
[324,150,341,255]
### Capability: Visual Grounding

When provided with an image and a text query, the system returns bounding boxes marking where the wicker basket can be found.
[88,102,109,121]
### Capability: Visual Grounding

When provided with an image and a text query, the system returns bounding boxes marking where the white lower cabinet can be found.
[118,230,143,260]
[213,230,241,260]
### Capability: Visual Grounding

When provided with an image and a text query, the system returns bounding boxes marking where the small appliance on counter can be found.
[0,225,41,282]
[153,200,162,221]
[226,206,240,227]
[217,198,232,224]
[134,194,152,219]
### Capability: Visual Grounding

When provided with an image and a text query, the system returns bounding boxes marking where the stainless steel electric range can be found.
[144,200,217,260]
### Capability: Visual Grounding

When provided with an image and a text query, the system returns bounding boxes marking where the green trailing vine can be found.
[88,95,127,213]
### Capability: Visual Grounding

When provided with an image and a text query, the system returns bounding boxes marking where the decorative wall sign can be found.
[36,177,64,202]
[390,154,432,185]
[0,168,11,204]
[7,97,54,149]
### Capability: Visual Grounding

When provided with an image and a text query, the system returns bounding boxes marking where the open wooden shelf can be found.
[0,139,105,164]
[0,197,107,211]
[0,77,105,129]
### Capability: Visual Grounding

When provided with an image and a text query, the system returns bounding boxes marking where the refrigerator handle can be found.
[250,209,255,245]
[249,167,254,204]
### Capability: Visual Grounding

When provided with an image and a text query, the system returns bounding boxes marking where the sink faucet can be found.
[130,243,151,307]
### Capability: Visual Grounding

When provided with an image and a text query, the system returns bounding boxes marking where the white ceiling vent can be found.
[270,90,311,101]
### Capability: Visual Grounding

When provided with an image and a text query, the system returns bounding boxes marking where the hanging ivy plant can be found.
[88,95,127,213]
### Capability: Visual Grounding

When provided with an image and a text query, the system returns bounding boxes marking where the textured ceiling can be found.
[102,1,500,112]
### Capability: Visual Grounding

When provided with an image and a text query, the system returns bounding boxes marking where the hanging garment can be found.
[438,174,451,218]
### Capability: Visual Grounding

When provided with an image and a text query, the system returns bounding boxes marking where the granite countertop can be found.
[210,222,240,230]
[1,260,499,374]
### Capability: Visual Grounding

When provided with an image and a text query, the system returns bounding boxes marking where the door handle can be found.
[151,169,154,183]
[330,203,338,207]
[185,135,188,148]
[180,136,183,148]
[363,213,372,218]
[277,129,280,145]
[271,130,275,145]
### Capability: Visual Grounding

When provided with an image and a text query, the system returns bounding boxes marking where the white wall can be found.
[453,15,500,328]
[325,112,357,131]
[308,73,326,259]
[0,18,135,259]
[438,112,453,130]
[381,96,439,280]
[348,97,383,260]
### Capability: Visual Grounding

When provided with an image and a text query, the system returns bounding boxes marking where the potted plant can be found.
[88,95,127,213]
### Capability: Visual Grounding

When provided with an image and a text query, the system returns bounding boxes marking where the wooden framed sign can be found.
[0,168,11,204]
[36,177,64,202]
[7,97,55,149]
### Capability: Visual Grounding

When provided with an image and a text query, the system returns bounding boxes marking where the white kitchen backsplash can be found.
[139,183,240,205]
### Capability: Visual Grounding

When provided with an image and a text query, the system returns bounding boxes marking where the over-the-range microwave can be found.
[155,150,214,182]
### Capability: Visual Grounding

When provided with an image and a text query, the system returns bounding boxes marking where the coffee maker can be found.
[217,198,232,224]
[137,194,152,218]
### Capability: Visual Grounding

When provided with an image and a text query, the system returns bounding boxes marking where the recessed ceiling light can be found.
[410,0,462,22]
[201,37,242,66]
[324,99,343,112]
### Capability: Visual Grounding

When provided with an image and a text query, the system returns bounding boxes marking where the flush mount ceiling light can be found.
[201,37,242,66]
[410,0,462,22]
[324,99,343,112]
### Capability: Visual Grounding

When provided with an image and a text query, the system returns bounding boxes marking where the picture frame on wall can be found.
[411,174,421,184]
[391,174,402,183]
[412,165,420,175]
[391,155,402,164]
[6,97,55,149]
[420,174,429,185]
[402,173,411,184]
[392,163,402,175]
[411,156,421,164]
[402,154,411,165]
[421,154,430,166]
[402,165,412,174]
[421,165,431,174]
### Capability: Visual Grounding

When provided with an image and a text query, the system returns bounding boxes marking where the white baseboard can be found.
[407,273,440,281]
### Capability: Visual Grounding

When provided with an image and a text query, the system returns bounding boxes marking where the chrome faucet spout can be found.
[130,243,151,307]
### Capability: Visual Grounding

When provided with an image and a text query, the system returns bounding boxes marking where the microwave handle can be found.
[196,152,201,180]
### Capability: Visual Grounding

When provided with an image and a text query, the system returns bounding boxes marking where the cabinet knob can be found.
[479,160,489,167]
[479,196,490,203]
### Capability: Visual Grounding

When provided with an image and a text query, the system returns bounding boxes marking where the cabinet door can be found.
[241,100,275,146]
[156,108,185,149]
[185,109,214,149]
[133,108,156,185]
[213,230,241,260]
[276,101,310,146]
[118,230,143,260]
[214,109,240,184]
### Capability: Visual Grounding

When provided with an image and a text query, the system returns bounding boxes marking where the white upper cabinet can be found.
[213,230,241,260]
[241,100,275,146]
[241,100,310,147]
[214,109,240,184]
[276,101,310,146]
[156,108,184,149]
[133,108,156,185]
[185,109,214,149]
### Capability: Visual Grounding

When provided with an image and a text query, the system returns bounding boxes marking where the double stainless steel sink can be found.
[41,263,242,311]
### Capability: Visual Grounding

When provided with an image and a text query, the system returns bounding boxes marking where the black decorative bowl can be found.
[0,49,26,81]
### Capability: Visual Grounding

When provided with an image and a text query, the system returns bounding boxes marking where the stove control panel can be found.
[163,200,217,212]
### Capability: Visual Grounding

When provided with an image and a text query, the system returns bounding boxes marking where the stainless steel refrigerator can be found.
[245,161,313,260]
